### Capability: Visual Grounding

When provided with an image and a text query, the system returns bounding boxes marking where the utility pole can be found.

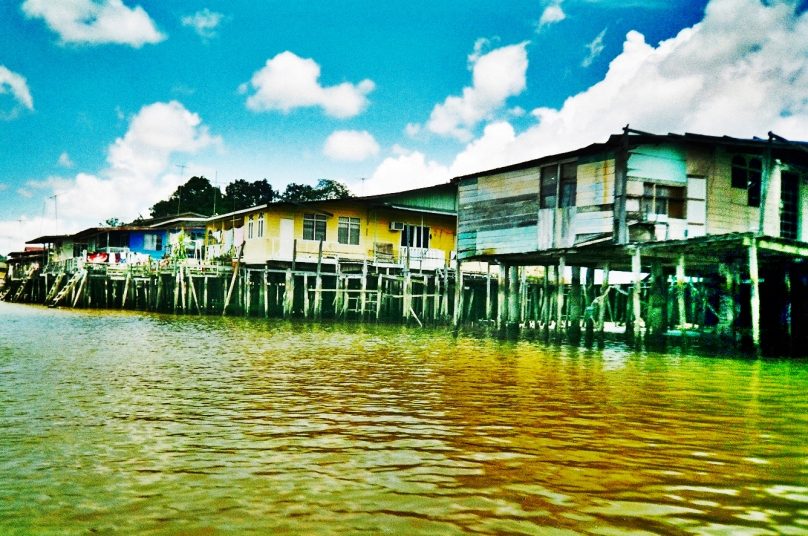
[175,163,188,214]
[49,193,59,233]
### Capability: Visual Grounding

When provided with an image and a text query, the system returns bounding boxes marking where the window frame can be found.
[337,216,360,245]
[731,154,763,207]
[303,213,327,241]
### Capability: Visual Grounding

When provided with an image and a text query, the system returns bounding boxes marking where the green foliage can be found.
[149,176,350,218]
[221,178,276,213]
[100,217,123,227]
[150,176,221,217]
[280,179,351,202]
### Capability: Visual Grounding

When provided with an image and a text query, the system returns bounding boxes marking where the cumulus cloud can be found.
[57,152,74,168]
[538,1,566,29]
[366,149,450,195]
[582,27,607,67]
[242,51,375,118]
[323,130,380,162]
[21,0,164,47]
[181,8,223,40]
[449,0,808,175]
[0,65,34,119]
[0,101,219,253]
[366,0,808,193]
[423,41,528,141]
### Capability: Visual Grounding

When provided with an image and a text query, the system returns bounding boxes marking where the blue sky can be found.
[1,0,807,253]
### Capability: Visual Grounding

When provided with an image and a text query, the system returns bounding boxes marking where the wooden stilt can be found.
[376,273,383,320]
[676,254,687,330]
[187,269,201,315]
[717,262,736,343]
[647,260,667,346]
[555,256,566,343]
[122,272,131,309]
[453,261,463,328]
[508,265,519,325]
[433,273,440,322]
[568,266,582,345]
[497,264,507,330]
[584,267,595,346]
[749,238,761,354]
[403,271,412,322]
[303,273,310,318]
[284,268,294,318]
[360,261,368,318]
[485,263,492,321]
[598,263,610,348]
[632,247,644,347]
[263,269,269,318]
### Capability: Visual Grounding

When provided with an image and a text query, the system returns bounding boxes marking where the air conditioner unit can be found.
[389,221,405,231]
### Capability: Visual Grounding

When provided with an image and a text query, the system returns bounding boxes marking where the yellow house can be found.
[205,183,457,270]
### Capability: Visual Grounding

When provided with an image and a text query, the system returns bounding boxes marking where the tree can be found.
[150,176,222,217]
[222,178,276,212]
[100,217,123,227]
[280,179,351,202]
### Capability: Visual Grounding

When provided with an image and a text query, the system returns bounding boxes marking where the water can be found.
[1,302,807,535]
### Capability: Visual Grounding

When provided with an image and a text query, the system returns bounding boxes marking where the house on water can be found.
[205,183,458,272]
[454,129,808,354]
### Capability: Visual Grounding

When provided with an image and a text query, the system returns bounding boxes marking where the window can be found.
[303,213,327,241]
[401,225,430,248]
[338,216,360,245]
[540,165,557,209]
[143,233,162,251]
[257,214,264,238]
[642,183,685,219]
[247,216,254,239]
[731,155,762,207]
[540,162,577,208]
[559,163,577,208]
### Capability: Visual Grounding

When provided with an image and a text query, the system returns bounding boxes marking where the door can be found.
[780,172,799,239]
[278,218,294,260]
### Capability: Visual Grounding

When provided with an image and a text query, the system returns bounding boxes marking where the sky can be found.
[1,0,808,254]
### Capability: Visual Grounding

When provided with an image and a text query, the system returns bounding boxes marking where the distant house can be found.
[454,130,808,261]
[25,213,208,268]
[206,183,458,271]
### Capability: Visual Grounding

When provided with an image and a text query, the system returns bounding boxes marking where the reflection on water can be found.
[1,302,807,535]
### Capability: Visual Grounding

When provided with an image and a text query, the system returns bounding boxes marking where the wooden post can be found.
[717,262,736,343]
[508,265,519,325]
[485,263,492,321]
[263,268,269,318]
[303,273,310,318]
[187,269,201,315]
[497,264,507,330]
[441,267,449,321]
[584,267,595,347]
[376,273,383,321]
[555,256,566,343]
[632,247,644,347]
[520,267,528,324]
[244,269,251,316]
[179,268,187,312]
[360,261,368,318]
[749,238,761,354]
[283,268,294,318]
[156,275,163,311]
[676,254,687,330]
[433,273,440,322]
[314,240,323,318]
[203,276,208,312]
[598,263,610,348]
[122,272,131,309]
[568,266,582,345]
[403,271,412,322]
[647,260,667,346]
[453,261,463,328]
[542,265,551,339]
[420,275,428,323]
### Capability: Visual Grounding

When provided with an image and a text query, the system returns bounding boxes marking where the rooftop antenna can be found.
[175,163,188,214]
[49,193,59,233]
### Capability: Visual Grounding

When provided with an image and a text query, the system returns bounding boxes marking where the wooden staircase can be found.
[44,273,66,303]
[50,270,86,307]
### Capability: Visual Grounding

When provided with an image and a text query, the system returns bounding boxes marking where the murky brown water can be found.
[1,302,807,535]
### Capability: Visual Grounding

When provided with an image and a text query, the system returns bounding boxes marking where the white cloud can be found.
[0,65,34,119]
[582,27,607,67]
[0,101,219,254]
[323,130,380,162]
[243,51,375,118]
[404,122,421,138]
[58,152,74,168]
[365,149,451,196]
[181,8,223,40]
[423,42,529,141]
[365,0,808,195]
[21,0,165,47]
[448,0,808,175]
[538,2,566,29]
